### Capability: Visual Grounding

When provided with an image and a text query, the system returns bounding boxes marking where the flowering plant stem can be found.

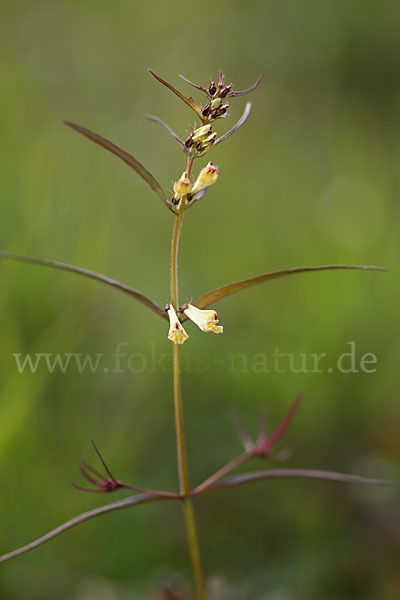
[0,70,389,598]
[170,157,207,599]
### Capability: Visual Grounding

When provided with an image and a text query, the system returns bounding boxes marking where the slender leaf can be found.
[199,468,389,495]
[0,493,169,563]
[257,394,302,453]
[228,75,262,97]
[214,102,252,146]
[178,74,207,93]
[148,70,202,119]
[144,113,185,150]
[0,251,167,320]
[63,120,174,213]
[192,452,251,496]
[189,264,388,313]
[186,186,209,209]
[179,74,262,98]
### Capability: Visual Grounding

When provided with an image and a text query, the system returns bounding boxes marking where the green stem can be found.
[172,342,190,496]
[170,181,206,600]
[170,206,184,307]
[182,498,206,599]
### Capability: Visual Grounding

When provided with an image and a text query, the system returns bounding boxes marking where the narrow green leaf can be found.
[189,265,388,313]
[144,113,185,150]
[229,75,262,97]
[178,73,207,93]
[63,120,175,213]
[199,468,389,495]
[214,102,252,147]
[0,252,167,320]
[0,493,169,563]
[148,70,203,119]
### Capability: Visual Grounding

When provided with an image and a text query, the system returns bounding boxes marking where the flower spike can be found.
[183,304,223,334]
[167,304,189,345]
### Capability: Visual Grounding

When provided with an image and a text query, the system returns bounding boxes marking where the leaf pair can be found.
[0,251,387,323]
[178,72,262,98]
[0,393,388,565]
[145,101,253,157]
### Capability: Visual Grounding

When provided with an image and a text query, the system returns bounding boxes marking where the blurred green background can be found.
[0,0,399,598]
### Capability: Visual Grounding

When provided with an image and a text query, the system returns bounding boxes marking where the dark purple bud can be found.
[185,135,193,148]
[209,80,217,95]
[202,102,211,117]
[220,84,233,98]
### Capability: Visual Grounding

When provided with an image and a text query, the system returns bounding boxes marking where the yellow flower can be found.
[191,162,219,195]
[183,304,223,334]
[167,304,189,345]
[173,171,192,201]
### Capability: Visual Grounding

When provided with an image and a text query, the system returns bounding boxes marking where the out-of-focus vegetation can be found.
[0,1,399,598]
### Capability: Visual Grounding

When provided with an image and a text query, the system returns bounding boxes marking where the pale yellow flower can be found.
[191,162,219,195]
[183,304,223,334]
[167,304,189,345]
[173,171,192,201]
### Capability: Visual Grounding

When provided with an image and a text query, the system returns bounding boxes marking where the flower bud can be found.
[202,102,211,117]
[191,162,219,195]
[209,80,217,95]
[220,84,233,97]
[202,132,217,145]
[210,98,223,110]
[184,134,193,148]
[192,124,213,142]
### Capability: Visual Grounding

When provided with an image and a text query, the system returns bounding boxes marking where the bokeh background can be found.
[0,1,399,598]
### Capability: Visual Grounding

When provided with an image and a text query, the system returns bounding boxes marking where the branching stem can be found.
[192,451,252,496]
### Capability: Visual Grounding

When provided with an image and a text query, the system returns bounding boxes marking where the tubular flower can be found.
[183,304,223,334]
[167,304,189,345]
[191,162,219,195]
[173,171,192,202]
